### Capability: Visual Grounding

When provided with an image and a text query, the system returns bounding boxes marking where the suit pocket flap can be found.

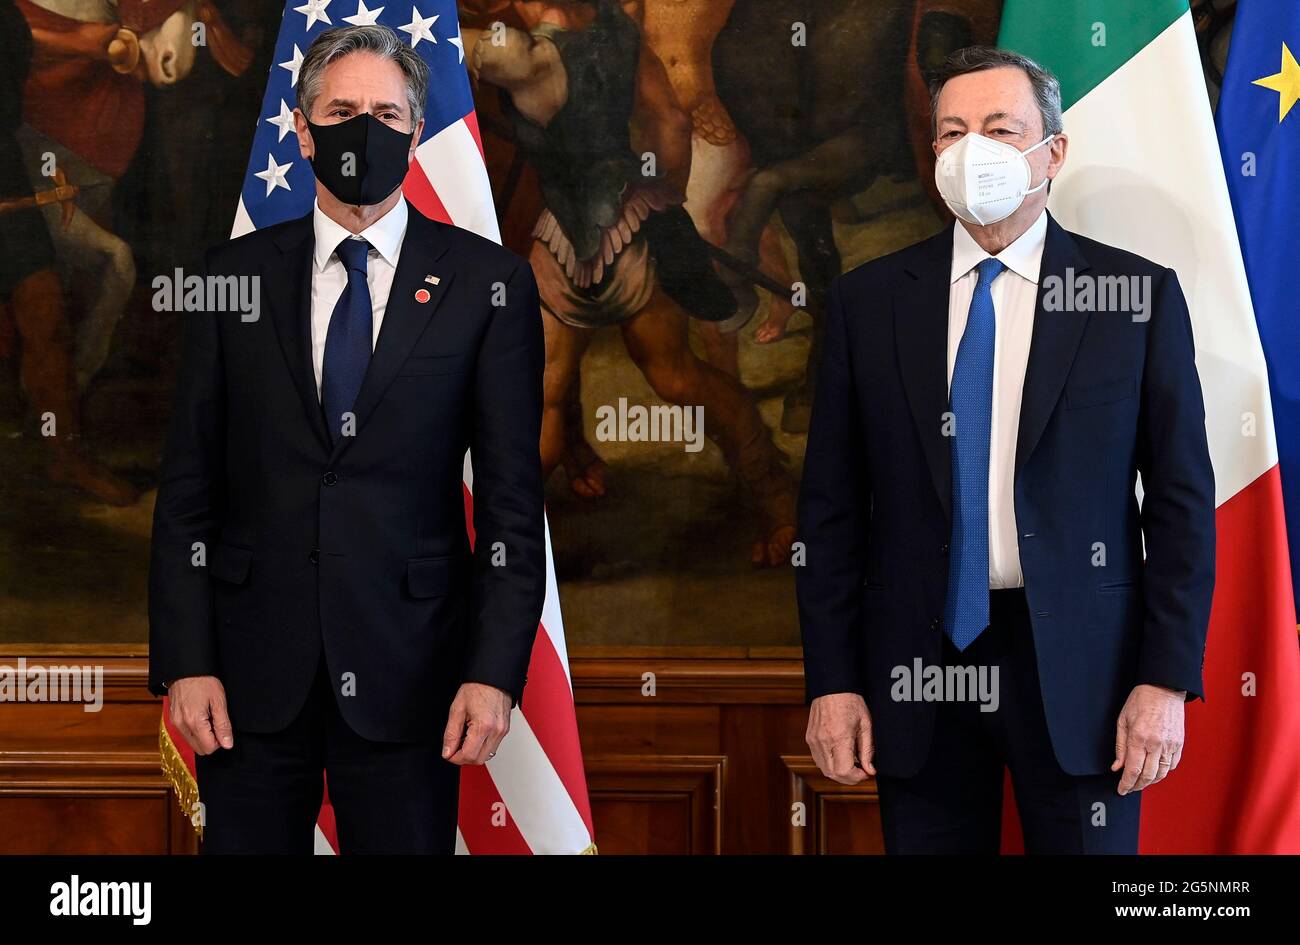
[399,355,464,376]
[407,555,453,598]
[210,543,252,585]
[1098,579,1139,594]
[1065,376,1136,409]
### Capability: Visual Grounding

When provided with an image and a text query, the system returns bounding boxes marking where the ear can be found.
[409,118,425,162]
[1046,132,1069,179]
[294,108,313,160]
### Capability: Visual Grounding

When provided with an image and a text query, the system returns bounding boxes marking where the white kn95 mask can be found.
[934,132,1055,226]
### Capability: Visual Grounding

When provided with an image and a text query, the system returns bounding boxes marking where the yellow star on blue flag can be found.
[1252,41,1300,122]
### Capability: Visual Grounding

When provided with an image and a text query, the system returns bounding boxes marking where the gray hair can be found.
[928,45,1063,141]
[297,25,430,125]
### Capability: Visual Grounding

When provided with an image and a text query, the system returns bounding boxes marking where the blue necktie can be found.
[321,237,373,444]
[944,257,1005,651]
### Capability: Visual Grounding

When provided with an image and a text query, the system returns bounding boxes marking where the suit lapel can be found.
[328,203,455,464]
[896,223,956,522]
[264,213,331,452]
[1014,214,1092,478]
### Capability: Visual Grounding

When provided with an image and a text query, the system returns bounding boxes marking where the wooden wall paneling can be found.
[583,754,725,855]
[718,703,808,854]
[0,647,197,854]
[782,755,883,855]
[0,645,887,854]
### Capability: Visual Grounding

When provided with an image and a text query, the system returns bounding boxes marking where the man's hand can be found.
[442,682,512,765]
[1112,683,1185,795]
[806,692,875,784]
[167,676,234,755]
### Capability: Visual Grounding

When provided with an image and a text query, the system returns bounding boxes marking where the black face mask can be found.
[306,113,415,206]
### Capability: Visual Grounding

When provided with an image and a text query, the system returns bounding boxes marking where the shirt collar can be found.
[312,197,408,272]
[950,209,1048,285]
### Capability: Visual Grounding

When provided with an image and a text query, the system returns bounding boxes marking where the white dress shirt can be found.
[946,209,1048,590]
[310,197,408,399]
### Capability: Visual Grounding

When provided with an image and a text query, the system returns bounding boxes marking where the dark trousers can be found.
[196,652,461,854]
[875,589,1140,854]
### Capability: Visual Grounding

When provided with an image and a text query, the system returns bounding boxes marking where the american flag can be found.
[160,0,595,855]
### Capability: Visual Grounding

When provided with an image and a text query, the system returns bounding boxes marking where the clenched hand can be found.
[806,692,875,784]
[1112,683,1186,795]
[168,676,235,755]
[442,682,512,765]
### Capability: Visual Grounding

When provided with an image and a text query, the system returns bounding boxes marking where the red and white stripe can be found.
[456,456,594,854]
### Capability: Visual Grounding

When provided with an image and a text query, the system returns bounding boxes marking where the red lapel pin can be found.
[415,288,431,304]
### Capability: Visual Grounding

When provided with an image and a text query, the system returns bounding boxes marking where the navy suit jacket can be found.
[796,213,1215,777]
[148,202,546,742]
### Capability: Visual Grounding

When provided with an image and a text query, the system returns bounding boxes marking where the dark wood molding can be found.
[569,647,806,704]
[0,646,885,854]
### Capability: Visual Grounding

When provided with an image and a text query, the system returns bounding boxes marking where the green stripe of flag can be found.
[998,0,1188,110]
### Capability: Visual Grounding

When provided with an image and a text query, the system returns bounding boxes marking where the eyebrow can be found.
[936,112,1029,131]
[321,98,407,115]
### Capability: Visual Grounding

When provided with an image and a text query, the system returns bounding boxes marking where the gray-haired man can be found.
[798,46,1214,853]
[148,25,547,853]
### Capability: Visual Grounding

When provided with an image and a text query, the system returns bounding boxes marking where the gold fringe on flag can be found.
[159,717,204,840]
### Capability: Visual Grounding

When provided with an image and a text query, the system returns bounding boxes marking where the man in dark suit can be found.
[797,46,1215,854]
[148,25,545,854]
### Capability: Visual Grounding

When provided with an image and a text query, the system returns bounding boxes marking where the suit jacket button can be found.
[930,617,941,631]
[322,471,338,486]
[309,549,319,564]
[940,543,949,555]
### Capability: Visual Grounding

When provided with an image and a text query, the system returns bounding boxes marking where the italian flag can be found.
[998,0,1300,852]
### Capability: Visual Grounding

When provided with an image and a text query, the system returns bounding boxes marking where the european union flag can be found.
[1217,3,1300,620]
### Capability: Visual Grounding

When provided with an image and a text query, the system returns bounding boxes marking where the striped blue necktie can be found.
[944,257,1005,650]
[321,237,373,444]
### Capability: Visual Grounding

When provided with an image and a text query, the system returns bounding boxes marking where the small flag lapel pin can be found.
[424,274,440,285]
